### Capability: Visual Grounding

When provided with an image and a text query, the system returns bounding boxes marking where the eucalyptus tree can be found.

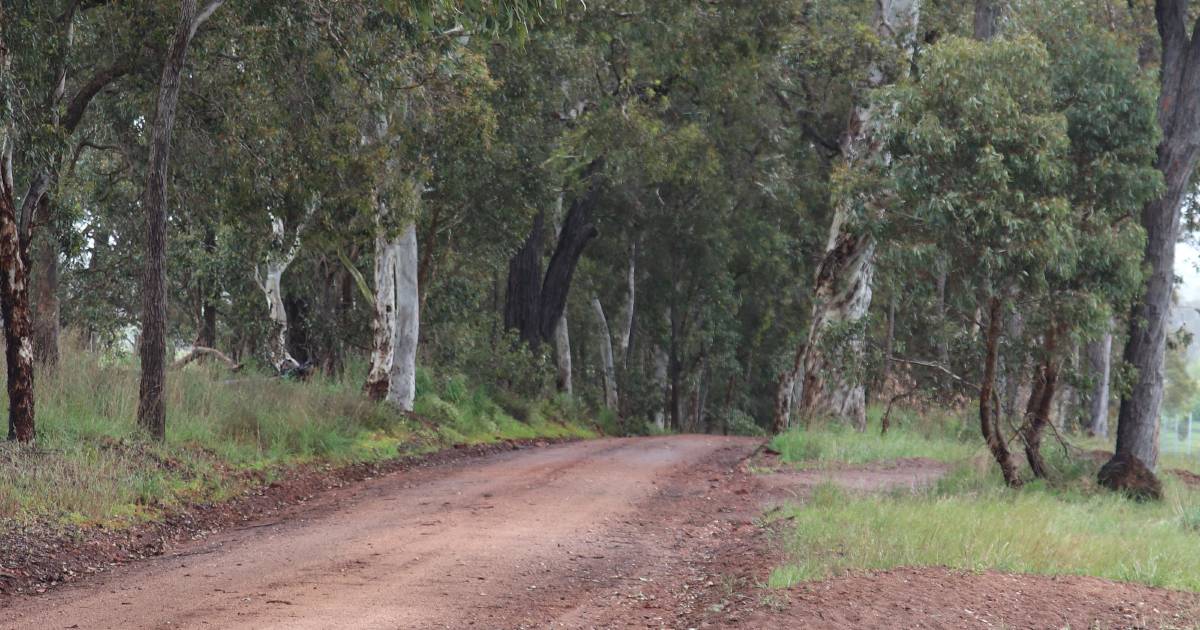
[778,0,921,432]
[0,1,153,441]
[1102,0,1200,487]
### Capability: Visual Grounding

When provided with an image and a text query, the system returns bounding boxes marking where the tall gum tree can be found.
[1105,0,1200,480]
[780,0,921,432]
[137,0,224,440]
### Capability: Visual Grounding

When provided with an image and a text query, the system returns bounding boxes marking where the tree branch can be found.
[62,60,132,134]
[190,0,226,39]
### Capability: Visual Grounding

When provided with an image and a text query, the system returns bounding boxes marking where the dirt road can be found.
[2,436,763,629]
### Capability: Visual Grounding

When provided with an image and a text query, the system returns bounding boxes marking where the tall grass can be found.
[767,410,1200,592]
[0,342,595,527]
[769,405,979,466]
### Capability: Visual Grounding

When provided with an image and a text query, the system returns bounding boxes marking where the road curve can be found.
[2,435,760,629]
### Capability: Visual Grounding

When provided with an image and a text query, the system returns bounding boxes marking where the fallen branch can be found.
[172,346,242,371]
[887,355,979,391]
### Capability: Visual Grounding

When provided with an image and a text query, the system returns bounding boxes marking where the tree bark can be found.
[386,223,419,412]
[255,210,309,374]
[980,296,1021,487]
[772,345,804,434]
[592,296,619,411]
[1022,325,1061,480]
[504,209,545,347]
[793,0,920,431]
[554,314,573,394]
[197,225,217,348]
[973,0,1005,41]
[138,0,214,440]
[618,242,636,366]
[365,234,396,400]
[1108,0,1200,477]
[503,163,603,351]
[1086,323,1113,438]
[653,344,668,430]
[0,143,35,443]
[32,219,60,367]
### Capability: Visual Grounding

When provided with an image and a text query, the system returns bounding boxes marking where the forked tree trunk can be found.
[1022,325,1061,480]
[255,210,310,374]
[1109,0,1200,478]
[138,0,213,440]
[386,223,419,411]
[503,161,603,349]
[980,296,1021,487]
[1086,325,1113,438]
[592,297,619,411]
[789,0,920,431]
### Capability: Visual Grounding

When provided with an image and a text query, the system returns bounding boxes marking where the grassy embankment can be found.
[767,406,1200,592]
[0,346,598,530]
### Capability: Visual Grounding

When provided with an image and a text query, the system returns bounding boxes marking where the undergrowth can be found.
[769,405,979,466]
[0,344,596,529]
[767,409,1200,592]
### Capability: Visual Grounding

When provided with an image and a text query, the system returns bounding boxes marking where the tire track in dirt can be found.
[1,436,761,629]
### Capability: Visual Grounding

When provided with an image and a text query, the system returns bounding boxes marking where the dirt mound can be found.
[1099,452,1164,501]
[738,567,1200,629]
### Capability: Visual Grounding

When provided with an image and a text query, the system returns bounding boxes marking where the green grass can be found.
[767,412,1200,592]
[0,342,596,529]
[769,405,979,466]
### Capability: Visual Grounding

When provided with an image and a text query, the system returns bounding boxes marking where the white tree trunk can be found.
[255,210,310,374]
[387,222,419,411]
[549,191,573,394]
[1087,323,1113,438]
[365,227,398,400]
[789,0,920,431]
[653,344,668,431]
[618,242,636,366]
[554,314,573,394]
[592,296,619,410]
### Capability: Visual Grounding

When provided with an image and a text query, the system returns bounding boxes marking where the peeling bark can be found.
[791,0,920,431]
[255,208,310,374]
[0,140,35,443]
[365,223,398,402]
[386,223,419,412]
